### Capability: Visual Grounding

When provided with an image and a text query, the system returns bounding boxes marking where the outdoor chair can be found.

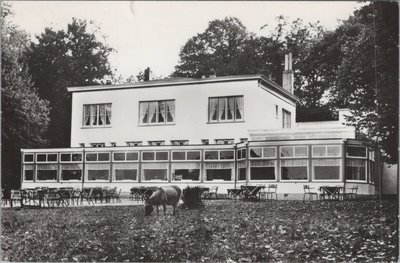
[46,189,67,207]
[10,190,22,208]
[71,188,82,205]
[112,189,122,203]
[343,186,358,200]
[1,189,8,207]
[303,185,319,202]
[80,188,95,205]
[208,186,218,199]
[260,184,278,200]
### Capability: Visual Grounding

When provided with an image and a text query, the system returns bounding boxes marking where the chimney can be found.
[282,53,294,93]
[144,67,151,81]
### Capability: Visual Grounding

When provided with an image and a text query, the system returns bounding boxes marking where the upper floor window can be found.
[148,141,165,146]
[209,96,243,122]
[215,139,234,145]
[202,139,210,145]
[282,109,291,129]
[83,104,111,127]
[91,143,105,148]
[127,141,143,146]
[139,100,175,125]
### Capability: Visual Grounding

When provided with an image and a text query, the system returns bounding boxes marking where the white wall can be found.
[70,79,296,147]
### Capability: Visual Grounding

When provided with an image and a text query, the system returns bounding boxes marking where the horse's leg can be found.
[172,204,176,215]
[163,204,166,214]
[156,205,159,214]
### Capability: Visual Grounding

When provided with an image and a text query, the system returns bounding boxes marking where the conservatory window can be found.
[280,159,308,180]
[312,159,341,180]
[346,159,366,181]
[83,103,111,127]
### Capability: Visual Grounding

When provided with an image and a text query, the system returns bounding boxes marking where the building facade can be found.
[21,54,378,197]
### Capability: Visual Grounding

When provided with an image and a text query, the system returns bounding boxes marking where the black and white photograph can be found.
[1,1,398,262]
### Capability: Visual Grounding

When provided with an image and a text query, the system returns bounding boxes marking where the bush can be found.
[182,186,204,209]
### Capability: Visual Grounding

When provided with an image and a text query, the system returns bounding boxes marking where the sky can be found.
[9,1,367,79]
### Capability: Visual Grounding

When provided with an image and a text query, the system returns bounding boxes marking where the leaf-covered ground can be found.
[1,199,397,262]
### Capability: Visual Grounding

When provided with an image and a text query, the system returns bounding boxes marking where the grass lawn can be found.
[1,199,397,262]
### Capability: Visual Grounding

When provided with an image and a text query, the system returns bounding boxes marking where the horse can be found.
[144,185,181,216]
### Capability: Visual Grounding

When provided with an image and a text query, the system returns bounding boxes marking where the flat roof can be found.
[67,74,298,102]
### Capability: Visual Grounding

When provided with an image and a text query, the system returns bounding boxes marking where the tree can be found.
[27,18,114,147]
[328,2,398,163]
[1,3,50,190]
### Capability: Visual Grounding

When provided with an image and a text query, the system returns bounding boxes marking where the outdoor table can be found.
[227,189,243,199]
[319,186,342,201]
[241,185,265,200]
[137,187,158,203]
[21,188,46,207]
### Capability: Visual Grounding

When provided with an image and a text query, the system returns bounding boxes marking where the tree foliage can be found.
[27,18,114,147]
[1,3,50,189]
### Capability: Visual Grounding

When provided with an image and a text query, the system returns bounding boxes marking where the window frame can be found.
[346,146,368,159]
[85,152,111,163]
[208,96,244,123]
[82,103,112,128]
[171,150,201,161]
[60,153,83,163]
[204,150,235,161]
[311,145,342,158]
[36,153,58,163]
[280,146,308,159]
[139,99,175,126]
[112,151,139,162]
[249,147,277,159]
[311,158,342,182]
[141,151,169,162]
[282,108,291,129]
[23,153,35,163]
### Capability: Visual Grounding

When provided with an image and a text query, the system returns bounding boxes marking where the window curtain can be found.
[149,102,158,123]
[280,159,308,167]
[159,101,166,123]
[99,104,105,125]
[113,163,139,169]
[36,164,58,170]
[84,106,90,126]
[61,164,83,170]
[139,102,149,124]
[90,105,98,125]
[235,96,244,120]
[237,161,247,168]
[24,164,34,170]
[346,159,366,167]
[141,163,168,169]
[205,162,234,169]
[218,98,226,120]
[105,104,112,125]
[166,100,175,122]
[250,160,275,167]
[312,159,341,166]
[171,162,201,170]
[209,98,218,121]
[227,97,235,120]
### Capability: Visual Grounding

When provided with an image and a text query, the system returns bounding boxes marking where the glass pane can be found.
[235,96,243,120]
[346,159,366,180]
[37,154,47,162]
[144,169,167,181]
[312,146,326,157]
[347,146,367,157]
[280,147,293,157]
[205,151,218,160]
[98,153,110,161]
[172,151,185,160]
[187,151,201,160]
[220,150,234,160]
[47,154,57,162]
[294,146,308,157]
[105,104,112,125]
[263,148,276,158]
[72,154,82,162]
[219,98,226,120]
[24,154,34,162]
[206,169,231,181]
[237,150,242,159]
[242,149,247,159]
[61,154,71,162]
[156,152,168,160]
[250,167,275,180]
[327,145,341,157]
[115,169,137,180]
[158,101,165,123]
[91,105,98,126]
[99,104,105,125]
[281,167,307,180]
[126,152,138,161]
[227,97,234,120]
[88,170,109,180]
[150,102,158,123]
[86,153,97,162]
[143,152,155,161]
[250,148,262,158]
[25,170,34,181]
[114,152,125,161]
[314,166,340,180]
[61,170,82,181]
[239,168,246,181]
[37,170,57,181]
[173,169,200,181]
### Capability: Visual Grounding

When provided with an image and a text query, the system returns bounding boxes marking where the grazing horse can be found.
[145,185,181,215]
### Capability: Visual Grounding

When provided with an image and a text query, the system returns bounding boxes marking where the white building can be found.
[21,54,377,197]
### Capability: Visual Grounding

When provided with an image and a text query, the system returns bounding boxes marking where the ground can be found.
[1,199,397,262]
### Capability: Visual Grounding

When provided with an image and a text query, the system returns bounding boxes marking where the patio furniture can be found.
[303,185,319,202]
[227,188,243,199]
[260,184,278,200]
[71,188,82,205]
[1,189,8,207]
[10,190,23,208]
[46,188,67,207]
[81,188,95,205]
[241,185,265,200]
[319,186,342,201]
[112,189,122,203]
[208,186,218,199]
[343,186,358,200]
